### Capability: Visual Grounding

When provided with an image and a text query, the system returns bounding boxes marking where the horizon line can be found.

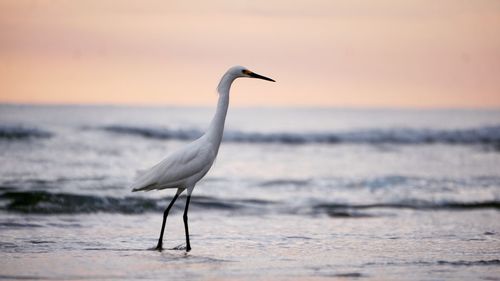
[1,101,500,111]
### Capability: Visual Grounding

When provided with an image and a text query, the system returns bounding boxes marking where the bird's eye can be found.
[242,69,251,75]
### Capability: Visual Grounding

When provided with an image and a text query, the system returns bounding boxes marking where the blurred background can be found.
[1,0,499,108]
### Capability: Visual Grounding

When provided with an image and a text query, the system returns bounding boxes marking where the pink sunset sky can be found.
[1,0,499,108]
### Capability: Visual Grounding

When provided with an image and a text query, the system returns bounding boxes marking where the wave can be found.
[0,191,159,214]
[313,200,500,217]
[101,125,500,145]
[365,259,500,267]
[2,123,499,145]
[0,191,272,215]
[101,125,201,141]
[259,175,500,190]
[1,190,499,215]
[435,259,500,266]
[0,125,52,140]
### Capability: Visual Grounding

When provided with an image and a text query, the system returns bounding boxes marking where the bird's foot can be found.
[170,244,190,252]
[153,244,163,252]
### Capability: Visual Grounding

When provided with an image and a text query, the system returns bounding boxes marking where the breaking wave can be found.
[101,125,200,141]
[101,125,500,145]
[312,200,500,218]
[2,123,499,145]
[364,259,500,267]
[0,125,52,140]
[1,190,499,215]
[0,191,271,214]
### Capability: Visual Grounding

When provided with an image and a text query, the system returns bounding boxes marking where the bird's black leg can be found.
[183,195,192,252]
[155,189,182,251]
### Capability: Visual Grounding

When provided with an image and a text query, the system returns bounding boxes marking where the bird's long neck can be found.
[205,73,234,148]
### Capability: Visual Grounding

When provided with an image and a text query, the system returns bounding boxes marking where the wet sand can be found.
[1,210,499,280]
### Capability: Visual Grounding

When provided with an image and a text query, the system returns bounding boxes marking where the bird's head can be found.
[217,66,275,94]
[229,66,275,82]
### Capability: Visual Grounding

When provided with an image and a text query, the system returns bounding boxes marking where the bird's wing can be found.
[130,139,214,192]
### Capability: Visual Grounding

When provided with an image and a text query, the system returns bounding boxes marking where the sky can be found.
[1,0,499,108]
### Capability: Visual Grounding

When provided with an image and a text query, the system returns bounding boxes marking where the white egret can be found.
[130,66,275,251]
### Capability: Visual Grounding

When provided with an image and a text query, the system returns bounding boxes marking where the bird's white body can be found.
[130,136,216,192]
[130,68,233,194]
[129,65,274,251]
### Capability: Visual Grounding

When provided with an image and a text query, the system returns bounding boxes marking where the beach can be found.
[1,105,500,280]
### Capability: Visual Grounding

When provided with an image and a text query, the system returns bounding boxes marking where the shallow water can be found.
[2,212,499,280]
[1,105,500,280]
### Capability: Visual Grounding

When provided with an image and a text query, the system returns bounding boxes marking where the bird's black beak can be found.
[249,72,275,82]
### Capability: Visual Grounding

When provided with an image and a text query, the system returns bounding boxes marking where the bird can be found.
[130,66,275,252]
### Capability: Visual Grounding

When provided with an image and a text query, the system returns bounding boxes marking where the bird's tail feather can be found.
[131,183,158,192]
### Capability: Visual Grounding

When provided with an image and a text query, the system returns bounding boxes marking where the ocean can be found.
[1,104,499,280]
